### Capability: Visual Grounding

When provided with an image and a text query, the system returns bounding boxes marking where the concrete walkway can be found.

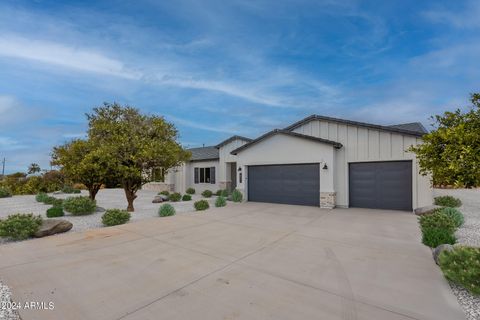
[0,203,465,320]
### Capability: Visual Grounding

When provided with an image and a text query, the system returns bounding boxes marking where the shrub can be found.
[0,213,42,240]
[194,200,209,211]
[73,183,87,190]
[215,189,229,197]
[439,207,464,228]
[35,192,49,202]
[102,209,130,226]
[73,189,81,194]
[159,190,170,196]
[61,185,75,194]
[419,212,457,247]
[159,204,175,217]
[434,196,462,208]
[201,190,213,198]
[0,188,11,198]
[215,190,222,196]
[169,192,182,202]
[232,189,243,202]
[43,196,57,205]
[182,194,192,201]
[52,198,64,207]
[63,196,96,215]
[439,246,480,295]
[215,196,227,207]
[186,187,195,195]
[46,206,64,218]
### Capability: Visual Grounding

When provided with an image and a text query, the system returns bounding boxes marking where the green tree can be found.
[86,103,190,211]
[27,163,41,175]
[410,93,480,188]
[51,139,113,200]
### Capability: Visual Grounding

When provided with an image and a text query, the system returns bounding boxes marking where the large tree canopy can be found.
[86,103,190,211]
[410,93,480,188]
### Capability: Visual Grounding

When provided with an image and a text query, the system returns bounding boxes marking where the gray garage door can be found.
[349,161,412,211]
[248,164,319,206]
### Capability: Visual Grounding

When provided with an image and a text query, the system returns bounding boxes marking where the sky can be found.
[0,0,478,173]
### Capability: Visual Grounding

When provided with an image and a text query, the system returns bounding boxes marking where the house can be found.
[145,114,432,211]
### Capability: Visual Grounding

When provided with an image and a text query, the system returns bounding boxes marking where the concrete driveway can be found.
[0,203,464,320]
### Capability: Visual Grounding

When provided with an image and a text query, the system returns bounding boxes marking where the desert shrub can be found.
[434,196,462,208]
[63,196,96,215]
[215,189,229,197]
[46,206,64,218]
[159,190,170,196]
[61,185,75,194]
[52,198,64,207]
[215,196,227,207]
[439,246,480,295]
[169,192,182,202]
[232,189,243,202]
[0,213,42,240]
[439,207,464,227]
[201,190,213,198]
[215,190,222,196]
[419,212,457,247]
[73,189,81,194]
[35,192,48,202]
[0,187,11,198]
[159,204,175,217]
[102,209,130,226]
[186,187,195,195]
[194,200,209,211]
[73,183,87,190]
[182,194,192,201]
[43,196,57,205]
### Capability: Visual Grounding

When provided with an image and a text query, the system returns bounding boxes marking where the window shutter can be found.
[210,167,216,184]
[194,168,199,184]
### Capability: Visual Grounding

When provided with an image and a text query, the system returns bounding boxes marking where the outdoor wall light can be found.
[322,163,328,170]
[238,167,242,172]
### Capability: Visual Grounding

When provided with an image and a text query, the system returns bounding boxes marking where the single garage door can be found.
[349,161,412,211]
[248,164,319,206]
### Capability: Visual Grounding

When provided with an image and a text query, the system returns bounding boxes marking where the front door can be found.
[230,163,237,191]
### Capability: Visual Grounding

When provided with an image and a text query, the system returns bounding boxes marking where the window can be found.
[151,167,165,182]
[194,167,215,184]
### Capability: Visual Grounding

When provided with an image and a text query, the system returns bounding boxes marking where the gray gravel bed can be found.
[434,188,480,320]
[0,280,20,320]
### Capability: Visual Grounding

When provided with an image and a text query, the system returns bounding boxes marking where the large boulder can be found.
[414,205,442,216]
[34,219,73,238]
[433,244,454,265]
[152,195,164,203]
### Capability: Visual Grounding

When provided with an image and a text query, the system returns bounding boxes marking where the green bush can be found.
[61,185,75,193]
[434,196,462,208]
[419,212,457,247]
[73,189,81,194]
[439,207,464,227]
[215,196,227,207]
[215,190,222,196]
[182,194,192,201]
[35,192,49,202]
[186,187,195,195]
[194,200,209,211]
[0,188,11,198]
[102,209,130,226]
[169,192,182,202]
[159,190,170,196]
[159,204,175,217]
[43,196,57,205]
[232,189,243,202]
[46,206,64,218]
[52,198,64,207]
[201,190,213,198]
[63,196,96,215]
[439,246,480,295]
[215,189,229,197]
[0,213,42,240]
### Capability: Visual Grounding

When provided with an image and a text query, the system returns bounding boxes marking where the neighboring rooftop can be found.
[187,146,219,161]
[215,135,252,149]
[284,114,427,137]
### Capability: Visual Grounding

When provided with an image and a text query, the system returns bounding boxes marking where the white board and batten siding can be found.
[292,120,432,209]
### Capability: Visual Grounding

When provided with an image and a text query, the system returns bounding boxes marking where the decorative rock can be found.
[159,194,169,201]
[414,205,442,216]
[432,244,454,265]
[152,196,164,203]
[34,219,73,238]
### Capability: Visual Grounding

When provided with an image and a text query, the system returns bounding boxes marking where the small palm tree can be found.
[28,163,41,175]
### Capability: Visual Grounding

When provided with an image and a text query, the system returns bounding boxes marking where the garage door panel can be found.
[349,161,412,211]
[248,164,319,206]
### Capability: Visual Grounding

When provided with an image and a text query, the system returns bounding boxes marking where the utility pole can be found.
[1,157,5,178]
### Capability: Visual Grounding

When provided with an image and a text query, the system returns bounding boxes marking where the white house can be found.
[146,114,432,211]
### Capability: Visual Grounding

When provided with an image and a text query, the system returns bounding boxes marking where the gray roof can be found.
[387,122,428,134]
[187,146,219,162]
[215,135,252,149]
[284,115,426,137]
[231,129,342,155]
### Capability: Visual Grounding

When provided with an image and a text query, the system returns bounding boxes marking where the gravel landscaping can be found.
[0,281,19,320]
[434,188,480,320]
[0,188,219,245]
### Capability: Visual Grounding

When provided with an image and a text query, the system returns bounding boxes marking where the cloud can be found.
[0,34,141,79]
[0,136,27,151]
[166,115,250,135]
[423,1,480,29]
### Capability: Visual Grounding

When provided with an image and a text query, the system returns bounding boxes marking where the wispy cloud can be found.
[423,0,480,29]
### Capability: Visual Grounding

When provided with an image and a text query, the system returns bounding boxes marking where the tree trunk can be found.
[88,185,100,201]
[124,188,137,212]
